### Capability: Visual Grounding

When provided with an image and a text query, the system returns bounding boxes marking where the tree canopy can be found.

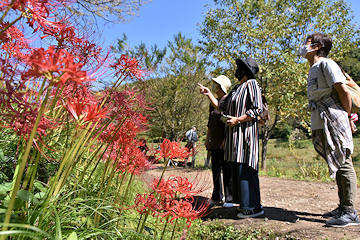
[338,47,360,83]
[64,0,151,24]
[113,33,211,141]
[144,33,210,141]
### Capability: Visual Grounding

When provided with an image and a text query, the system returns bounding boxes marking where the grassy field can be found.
[152,137,360,184]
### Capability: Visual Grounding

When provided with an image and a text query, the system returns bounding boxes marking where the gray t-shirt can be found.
[307,58,345,130]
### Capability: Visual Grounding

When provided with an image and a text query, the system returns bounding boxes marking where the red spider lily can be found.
[0,78,57,141]
[0,23,31,59]
[134,193,161,215]
[151,175,198,199]
[163,198,209,228]
[105,86,152,120]
[99,116,146,145]
[110,54,148,80]
[65,97,108,123]
[17,0,72,34]
[156,139,190,161]
[114,144,152,175]
[24,46,91,85]
[134,176,209,228]
[83,102,108,122]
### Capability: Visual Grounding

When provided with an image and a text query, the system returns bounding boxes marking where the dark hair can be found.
[306,32,332,57]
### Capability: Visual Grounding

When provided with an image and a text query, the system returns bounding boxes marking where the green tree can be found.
[65,0,152,24]
[199,0,359,169]
[144,33,210,141]
[113,33,167,72]
[338,46,360,83]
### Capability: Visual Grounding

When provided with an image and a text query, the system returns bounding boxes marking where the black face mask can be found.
[235,69,246,80]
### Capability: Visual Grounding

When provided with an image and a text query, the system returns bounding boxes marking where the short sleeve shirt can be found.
[307,58,346,130]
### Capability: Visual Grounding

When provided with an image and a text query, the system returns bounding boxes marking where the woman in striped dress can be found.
[198,58,264,218]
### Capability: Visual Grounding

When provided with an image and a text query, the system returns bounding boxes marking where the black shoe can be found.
[322,205,340,218]
[237,208,264,219]
[325,210,360,227]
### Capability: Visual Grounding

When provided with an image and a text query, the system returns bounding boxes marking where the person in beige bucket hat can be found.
[211,75,231,95]
[206,75,234,208]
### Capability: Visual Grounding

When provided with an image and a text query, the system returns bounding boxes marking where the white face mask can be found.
[298,43,316,58]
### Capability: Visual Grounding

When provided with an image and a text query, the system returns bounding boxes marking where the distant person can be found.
[198,58,264,218]
[138,138,149,154]
[185,126,198,167]
[205,75,234,208]
[299,32,359,227]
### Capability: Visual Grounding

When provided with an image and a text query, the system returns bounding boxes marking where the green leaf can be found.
[2,195,22,208]
[34,192,46,200]
[53,206,62,240]
[16,190,39,204]
[0,182,13,195]
[67,232,78,240]
[33,180,49,193]
[0,149,4,161]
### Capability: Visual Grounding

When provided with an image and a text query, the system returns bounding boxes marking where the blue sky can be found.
[100,0,360,50]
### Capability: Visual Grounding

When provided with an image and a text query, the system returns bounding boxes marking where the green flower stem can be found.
[58,120,101,188]
[38,123,90,226]
[158,157,170,186]
[52,122,93,197]
[10,141,24,191]
[1,82,53,239]
[27,151,41,193]
[170,218,178,240]
[0,10,23,36]
[21,150,40,189]
[138,213,150,236]
[76,144,104,188]
[152,218,160,240]
[135,214,144,233]
[93,146,115,225]
[49,84,66,116]
[103,149,121,196]
[123,172,135,203]
[84,117,126,188]
[160,215,170,240]
[111,74,126,91]
[115,171,127,204]
[0,0,16,23]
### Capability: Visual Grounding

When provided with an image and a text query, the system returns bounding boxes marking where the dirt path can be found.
[143,165,360,240]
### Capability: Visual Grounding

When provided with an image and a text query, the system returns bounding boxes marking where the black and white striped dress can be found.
[220,79,263,170]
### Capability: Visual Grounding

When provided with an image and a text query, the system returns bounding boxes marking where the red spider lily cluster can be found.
[0,0,150,148]
[111,54,148,80]
[0,0,209,237]
[156,138,190,161]
[134,175,209,228]
[24,46,90,85]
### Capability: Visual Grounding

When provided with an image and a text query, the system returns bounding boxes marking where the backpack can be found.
[259,94,270,126]
[320,61,360,113]
[342,71,360,113]
[191,132,198,142]
[246,81,270,126]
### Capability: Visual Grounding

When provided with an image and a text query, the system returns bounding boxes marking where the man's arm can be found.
[333,82,357,132]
